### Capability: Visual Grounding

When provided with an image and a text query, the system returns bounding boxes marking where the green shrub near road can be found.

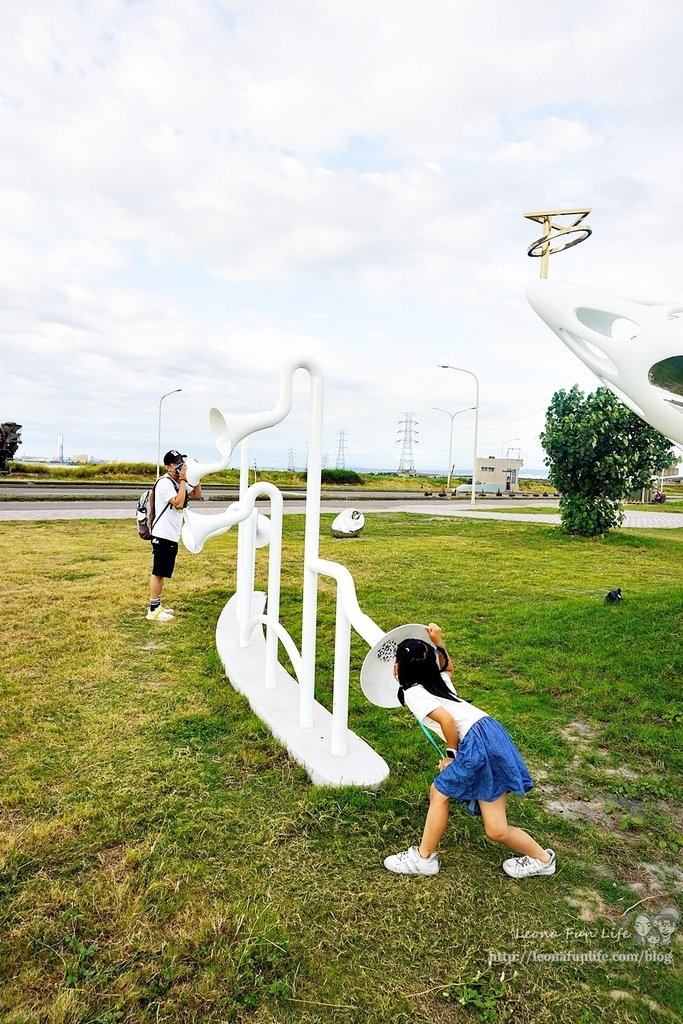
[1,516,681,1021]
[320,468,365,485]
[541,386,676,536]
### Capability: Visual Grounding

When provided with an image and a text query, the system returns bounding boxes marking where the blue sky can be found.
[2,0,683,472]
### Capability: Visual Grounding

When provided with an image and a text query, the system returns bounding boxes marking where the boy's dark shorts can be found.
[151,537,179,578]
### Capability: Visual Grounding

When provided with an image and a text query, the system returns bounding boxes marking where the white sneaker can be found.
[146,606,174,622]
[384,845,439,876]
[502,848,556,879]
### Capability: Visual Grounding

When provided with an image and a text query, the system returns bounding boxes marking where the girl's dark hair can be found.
[395,638,459,705]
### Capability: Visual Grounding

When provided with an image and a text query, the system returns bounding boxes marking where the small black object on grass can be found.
[605,588,623,604]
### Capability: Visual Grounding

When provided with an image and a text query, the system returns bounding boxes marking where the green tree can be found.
[540,386,676,537]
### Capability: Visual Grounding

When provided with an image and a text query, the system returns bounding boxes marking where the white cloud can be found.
[2,0,683,470]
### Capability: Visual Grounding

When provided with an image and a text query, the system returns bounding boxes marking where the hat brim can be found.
[360,623,434,708]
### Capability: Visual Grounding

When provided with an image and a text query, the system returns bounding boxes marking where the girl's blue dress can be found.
[433,716,533,815]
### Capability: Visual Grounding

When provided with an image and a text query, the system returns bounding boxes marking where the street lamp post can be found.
[157,388,182,479]
[438,365,480,506]
[432,406,475,492]
[501,438,519,458]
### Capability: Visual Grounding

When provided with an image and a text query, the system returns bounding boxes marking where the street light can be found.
[438,365,480,506]
[156,388,182,479]
[432,406,475,492]
[501,437,519,457]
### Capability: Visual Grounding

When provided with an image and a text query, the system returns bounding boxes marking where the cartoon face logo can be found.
[633,913,653,944]
[632,907,680,946]
[653,907,680,946]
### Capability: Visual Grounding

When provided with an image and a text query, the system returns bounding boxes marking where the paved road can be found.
[0,483,561,504]
[1,499,681,529]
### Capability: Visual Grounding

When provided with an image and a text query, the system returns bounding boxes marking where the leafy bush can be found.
[320,468,365,485]
[541,386,675,537]
[558,494,623,537]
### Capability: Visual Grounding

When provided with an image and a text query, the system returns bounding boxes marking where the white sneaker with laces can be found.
[146,606,174,622]
[384,845,439,876]
[502,848,556,879]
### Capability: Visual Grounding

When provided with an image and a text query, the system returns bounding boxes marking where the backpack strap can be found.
[150,478,179,533]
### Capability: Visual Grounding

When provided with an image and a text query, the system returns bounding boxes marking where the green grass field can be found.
[1,515,681,1023]
[461,501,683,516]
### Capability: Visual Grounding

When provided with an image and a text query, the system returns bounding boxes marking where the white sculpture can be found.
[523,208,680,448]
[180,359,406,787]
[360,623,434,708]
[526,279,683,448]
[331,508,365,538]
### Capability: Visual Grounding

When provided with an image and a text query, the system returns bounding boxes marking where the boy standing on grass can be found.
[147,449,201,622]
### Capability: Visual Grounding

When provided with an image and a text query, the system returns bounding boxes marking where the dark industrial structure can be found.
[0,422,22,473]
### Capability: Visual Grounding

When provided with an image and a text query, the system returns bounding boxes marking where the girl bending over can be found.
[384,624,555,879]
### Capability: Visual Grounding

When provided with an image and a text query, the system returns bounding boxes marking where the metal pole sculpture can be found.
[524,208,592,279]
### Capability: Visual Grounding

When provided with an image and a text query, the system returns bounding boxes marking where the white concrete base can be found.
[216,592,390,788]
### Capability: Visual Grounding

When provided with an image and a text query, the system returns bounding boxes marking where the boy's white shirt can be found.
[403,673,488,742]
[151,475,184,541]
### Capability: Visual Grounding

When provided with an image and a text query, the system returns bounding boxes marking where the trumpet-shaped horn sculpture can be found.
[182,507,271,555]
[361,623,435,708]
[526,278,683,447]
[184,408,233,487]
[185,359,324,487]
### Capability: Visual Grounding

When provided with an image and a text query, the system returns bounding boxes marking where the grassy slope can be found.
[0,516,681,1023]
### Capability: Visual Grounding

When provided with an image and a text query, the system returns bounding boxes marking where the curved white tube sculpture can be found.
[182,508,271,555]
[184,357,323,487]
[183,358,324,728]
[182,482,284,688]
[526,278,683,447]
[312,558,383,756]
[180,358,390,786]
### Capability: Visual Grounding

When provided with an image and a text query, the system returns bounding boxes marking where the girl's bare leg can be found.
[479,793,550,861]
[419,784,451,857]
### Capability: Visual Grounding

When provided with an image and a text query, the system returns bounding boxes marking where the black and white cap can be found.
[163,449,185,465]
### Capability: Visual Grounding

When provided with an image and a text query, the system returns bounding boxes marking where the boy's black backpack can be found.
[136,480,179,541]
